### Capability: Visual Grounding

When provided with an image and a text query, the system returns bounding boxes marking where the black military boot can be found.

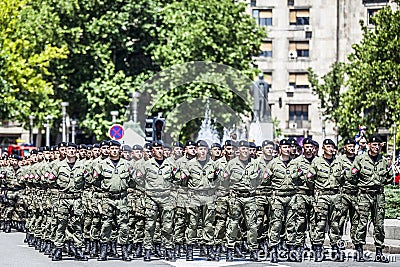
[174,244,181,258]
[84,239,90,255]
[134,242,143,258]
[109,241,119,258]
[226,248,234,262]
[296,245,304,262]
[34,238,42,250]
[207,245,216,261]
[186,244,194,261]
[166,248,176,262]
[20,222,26,233]
[44,241,52,255]
[154,243,164,258]
[234,243,244,258]
[68,241,77,257]
[51,248,63,261]
[90,241,98,257]
[0,220,4,231]
[287,245,297,262]
[215,244,221,261]
[5,221,11,233]
[332,245,344,262]
[97,243,108,261]
[250,250,261,262]
[28,236,35,247]
[39,240,47,253]
[242,241,250,253]
[121,244,132,261]
[24,232,30,243]
[354,244,365,262]
[270,245,278,263]
[375,247,390,263]
[200,243,208,257]
[314,245,323,262]
[75,248,88,261]
[144,249,151,261]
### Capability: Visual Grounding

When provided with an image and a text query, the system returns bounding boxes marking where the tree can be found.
[0,0,68,127]
[309,5,400,140]
[147,0,266,141]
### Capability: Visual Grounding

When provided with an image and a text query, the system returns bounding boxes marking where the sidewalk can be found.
[341,219,400,253]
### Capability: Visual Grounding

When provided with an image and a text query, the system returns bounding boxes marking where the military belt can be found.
[273,190,296,196]
[231,190,256,197]
[359,187,384,195]
[296,189,313,196]
[189,189,214,196]
[255,189,272,195]
[58,192,82,199]
[104,192,128,200]
[341,188,358,195]
[316,189,339,195]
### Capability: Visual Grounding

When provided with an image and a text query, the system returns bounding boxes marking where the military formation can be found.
[0,134,394,263]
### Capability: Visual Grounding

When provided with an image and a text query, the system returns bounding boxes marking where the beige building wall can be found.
[247,0,392,145]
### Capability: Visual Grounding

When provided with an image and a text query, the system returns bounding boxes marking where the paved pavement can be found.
[1,232,400,267]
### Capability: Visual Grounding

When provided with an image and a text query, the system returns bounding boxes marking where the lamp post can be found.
[110,111,119,124]
[44,115,53,146]
[71,119,77,143]
[61,102,69,142]
[393,124,397,165]
[29,115,35,145]
[132,92,141,123]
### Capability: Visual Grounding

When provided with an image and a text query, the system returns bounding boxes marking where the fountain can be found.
[197,100,220,145]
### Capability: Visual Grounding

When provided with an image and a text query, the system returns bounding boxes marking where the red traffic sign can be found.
[109,124,125,140]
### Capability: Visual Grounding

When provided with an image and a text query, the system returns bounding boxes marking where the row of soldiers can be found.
[0,134,393,263]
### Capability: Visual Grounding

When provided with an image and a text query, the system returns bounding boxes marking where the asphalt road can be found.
[1,232,399,267]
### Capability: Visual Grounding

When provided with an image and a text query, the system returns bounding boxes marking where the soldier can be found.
[136,140,177,262]
[292,138,316,262]
[307,139,344,262]
[214,140,235,260]
[255,140,274,254]
[289,138,300,159]
[77,144,88,160]
[224,140,260,262]
[93,140,135,262]
[351,135,393,262]
[131,144,143,162]
[143,143,153,161]
[256,146,263,158]
[338,138,359,247]
[181,140,217,261]
[265,139,299,263]
[172,141,184,161]
[210,143,222,161]
[121,145,132,161]
[173,140,197,258]
[49,142,88,261]
[249,142,257,159]
[163,144,172,158]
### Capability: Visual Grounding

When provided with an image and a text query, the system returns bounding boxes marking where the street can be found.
[1,232,399,267]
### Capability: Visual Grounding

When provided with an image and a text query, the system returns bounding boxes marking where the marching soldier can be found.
[307,139,344,262]
[210,143,222,161]
[351,135,393,262]
[135,140,177,262]
[93,140,136,262]
[224,140,260,262]
[49,142,88,261]
[265,139,299,263]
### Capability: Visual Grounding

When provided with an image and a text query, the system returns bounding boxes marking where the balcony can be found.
[287,120,311,129]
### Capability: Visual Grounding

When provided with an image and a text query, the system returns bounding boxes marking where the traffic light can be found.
[154,118,165,141]
[145,117,154,142]
[144,116,165,142]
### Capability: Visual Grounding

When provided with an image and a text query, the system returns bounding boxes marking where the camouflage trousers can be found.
[314,192,341,246]
[214,194,229,245]
[354,191,385,248]
[82,189,93,240]
[89,192,103,242]
[127,190,146,243]
[173,190,187,245]
[54,197,84,248]
[269,193,297,247]
[339,191,359,242]
[100,195,129,245]
[144,194,175,250]
[186,194,215,245]
[295,192,315,246]
[226,194,258,250]
[255,192,271,243]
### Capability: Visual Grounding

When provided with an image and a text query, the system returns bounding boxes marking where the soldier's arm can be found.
[382,159,394,185]
[306,159,317,181]
[350,156,361,184]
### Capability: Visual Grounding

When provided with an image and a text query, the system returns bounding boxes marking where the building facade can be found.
[248,0,393,144]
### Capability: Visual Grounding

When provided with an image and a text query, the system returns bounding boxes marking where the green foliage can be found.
[385,186,400,219]
[0,0,68,126]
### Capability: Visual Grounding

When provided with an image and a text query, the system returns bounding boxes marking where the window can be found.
[368,8,381,25]
[289,73,309,89]
[263,72,273,89]
[253,9,272,26]
[288,0,294,6]
[260,41,272,57]
[250,0,257,7]
[289,9,310,25]
[289,104,309,128]
[289,41,309,57]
